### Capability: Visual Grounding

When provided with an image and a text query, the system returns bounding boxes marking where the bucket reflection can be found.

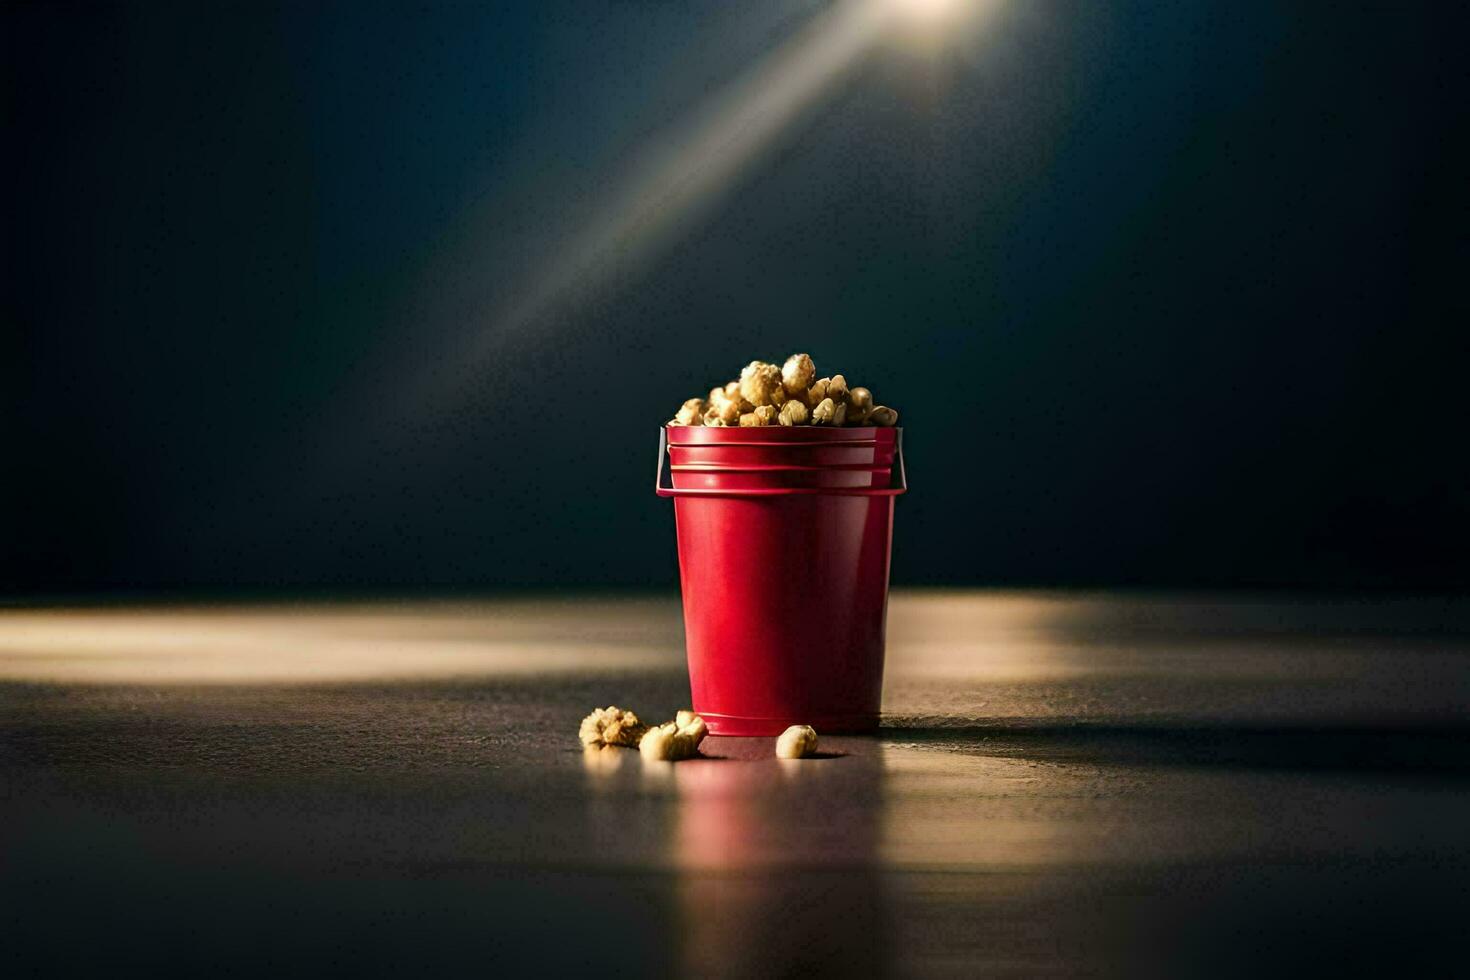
[668,742,890,977]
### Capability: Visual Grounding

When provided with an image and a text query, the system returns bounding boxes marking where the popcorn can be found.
[640,710,709,761]
[669,398,705,426]
[776,725,818,759]
[739,361,784,407]
[738,405,778,427]
[778,399,809,426]
[579,706,649,748]
[581,703,821,762]
[668,355,898,428]
[867,406,898,426]
[781,353,815,395]
[705,397,741,426]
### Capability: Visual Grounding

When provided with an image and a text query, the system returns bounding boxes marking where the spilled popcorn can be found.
[640,709,709,761]
[578,706,708,761]
[578,706,649,748]
[577,707,821,762]
[775,725,819,759]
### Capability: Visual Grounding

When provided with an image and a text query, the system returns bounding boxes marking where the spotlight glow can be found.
[890,0,968,26]
[399,0,1003,414]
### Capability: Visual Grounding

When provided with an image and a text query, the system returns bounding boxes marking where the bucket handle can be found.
[656,427,907,497]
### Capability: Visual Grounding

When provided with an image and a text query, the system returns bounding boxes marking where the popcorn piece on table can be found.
[579,706,649,748]
[776,725,819,759]
[640,710,709,761]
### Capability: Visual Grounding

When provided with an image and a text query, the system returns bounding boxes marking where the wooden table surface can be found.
[3,592,1468,977]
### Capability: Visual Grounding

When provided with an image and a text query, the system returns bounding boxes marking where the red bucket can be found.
[656,425,906,735]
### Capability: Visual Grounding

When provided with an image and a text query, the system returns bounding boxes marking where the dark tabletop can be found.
[3,592,1468,977]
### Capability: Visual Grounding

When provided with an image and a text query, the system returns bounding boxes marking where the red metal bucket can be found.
[657,425,906,735]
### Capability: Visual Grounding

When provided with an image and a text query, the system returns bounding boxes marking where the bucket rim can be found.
[670,462,892,473]
[658,427,906,497]
[661,486,906,497]
[666,424,900,445]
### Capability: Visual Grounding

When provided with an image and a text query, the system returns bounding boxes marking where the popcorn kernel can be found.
[707,398,741,425]
[672,398,705,426]
[781,353,815,395]
[640,711,709,761]
[739,361,783,407]
[776,725,819,759]
[868,405,898,426]
[779,399,810,426]
[579,706,649,748]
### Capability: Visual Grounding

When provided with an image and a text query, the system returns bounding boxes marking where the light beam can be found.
[409,0,999,411]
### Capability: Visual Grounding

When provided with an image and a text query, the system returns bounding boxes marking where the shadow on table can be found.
[881,722,1470,775]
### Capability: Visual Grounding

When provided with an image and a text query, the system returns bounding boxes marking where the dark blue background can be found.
[6,1,1466,592]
